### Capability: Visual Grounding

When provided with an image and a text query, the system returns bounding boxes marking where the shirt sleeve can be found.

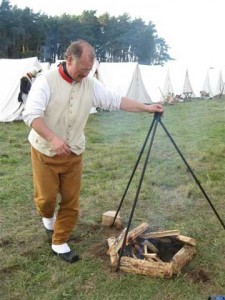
[92,78,122,111]
[22,74,50,127]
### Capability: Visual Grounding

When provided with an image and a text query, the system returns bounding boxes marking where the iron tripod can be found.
[112,111,225,271]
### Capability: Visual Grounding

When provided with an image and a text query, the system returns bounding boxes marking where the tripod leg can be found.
[112,114,157,226]
[116,115,160,271]
[159,119,225,230]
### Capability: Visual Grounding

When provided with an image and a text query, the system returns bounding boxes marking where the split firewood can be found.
[142,240,159,253]
[107,237,118,266]
[144,253,157,258]
[144,244,148,255]
[127,223,149,242]
[144,256,155,262]
[107,237,116,248]
[144,253,163,262]
[140,229,180,239]
[132,249,138,259]
[152,256,163,263]
[102,210,124,229]
[144,253,155,262]
[133,243,144,256]
[175,235,196,246]
[107,228,127,255]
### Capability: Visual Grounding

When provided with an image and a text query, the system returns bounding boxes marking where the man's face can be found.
[66,52,93,82]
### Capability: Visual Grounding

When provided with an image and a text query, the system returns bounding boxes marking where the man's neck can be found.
[62,61,73,80]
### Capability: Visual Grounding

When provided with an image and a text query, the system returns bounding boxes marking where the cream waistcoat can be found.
[28,69,94,156]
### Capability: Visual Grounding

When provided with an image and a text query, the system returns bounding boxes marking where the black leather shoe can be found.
[52,249,80,263]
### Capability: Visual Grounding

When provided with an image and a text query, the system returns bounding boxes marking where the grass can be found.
[1,99,225,299]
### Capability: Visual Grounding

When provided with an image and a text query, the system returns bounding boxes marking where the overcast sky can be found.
[9,0,225,68]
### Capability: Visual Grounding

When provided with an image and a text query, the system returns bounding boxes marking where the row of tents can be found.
[0,57,225,122]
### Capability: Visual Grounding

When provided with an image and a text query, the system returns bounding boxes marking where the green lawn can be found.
[0,99,225,299]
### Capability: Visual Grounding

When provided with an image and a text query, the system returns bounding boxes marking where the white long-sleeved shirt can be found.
[23,71,122,126]
[22,68,122,156]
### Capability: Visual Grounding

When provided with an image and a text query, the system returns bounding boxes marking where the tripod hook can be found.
[154,111,163,120]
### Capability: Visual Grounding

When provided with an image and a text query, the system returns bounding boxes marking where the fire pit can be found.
[107,223,197,278]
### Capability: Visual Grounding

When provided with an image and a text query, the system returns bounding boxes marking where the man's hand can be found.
[147,103,164,113]
[50,136,71,156]
[31,118,71,156]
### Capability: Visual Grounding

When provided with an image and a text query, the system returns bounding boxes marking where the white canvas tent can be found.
[162,62,196,100]
[40,62,50,71]
[162,70,174,101]
[182,63,213,98]
[0,57,42,122]
[98,62,152,104]
[139,64,167,103]
[182,69,196,98]
[203,67,225,98]
[140,63,195,103]
[215,70,225,97]
[50,60,63,69]
[201,70,214,98]
[140,61,225,102]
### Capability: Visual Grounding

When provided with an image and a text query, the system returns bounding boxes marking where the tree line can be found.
[0,0,172,65]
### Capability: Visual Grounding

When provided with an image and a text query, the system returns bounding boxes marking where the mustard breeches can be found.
[31,147,83,245]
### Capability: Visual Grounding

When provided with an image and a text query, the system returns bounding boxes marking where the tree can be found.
[153,37,172,65]
[0,1,172,64]
[0,0,14,57]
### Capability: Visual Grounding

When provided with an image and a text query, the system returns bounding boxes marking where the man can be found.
[22,40,163,263]
[18,67,41,105]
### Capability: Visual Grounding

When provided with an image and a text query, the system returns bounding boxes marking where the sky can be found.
[9,0,225,68]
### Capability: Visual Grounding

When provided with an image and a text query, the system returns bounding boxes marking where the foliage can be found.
[0,0,172,64]
[0,99,225,299]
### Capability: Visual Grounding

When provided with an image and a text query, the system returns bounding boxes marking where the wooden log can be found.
[145,256,156,262]
[144,244,148,255]
[107,225,196,277]
[131,251,138,259]
[171,245,197,274]
[102,211,124,229]
[107,237,116,248]
[133,243,144,256]
[142,240,159,253]
[143,253,157,258]
[144,253,163,262]
[127,223,149,242]
[120,256,173,278]
[153,256,164,263]
[140,229,180,239]
[107,228,126,256]
[107,237,118,266]
[175,235,196,246]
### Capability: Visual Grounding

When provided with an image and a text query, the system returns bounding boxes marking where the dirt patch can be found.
[0,237,13,247]
[186,269,211,283]
[73,222,122,262]
[74,222,121,241]
[88,241,109,261]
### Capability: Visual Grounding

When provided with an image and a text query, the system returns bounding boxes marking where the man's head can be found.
[65,40,96,82]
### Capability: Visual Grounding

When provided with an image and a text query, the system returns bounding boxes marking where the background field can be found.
[1,99,225,299]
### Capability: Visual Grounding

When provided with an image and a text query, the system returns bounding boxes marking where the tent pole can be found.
[112,112,158,226]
